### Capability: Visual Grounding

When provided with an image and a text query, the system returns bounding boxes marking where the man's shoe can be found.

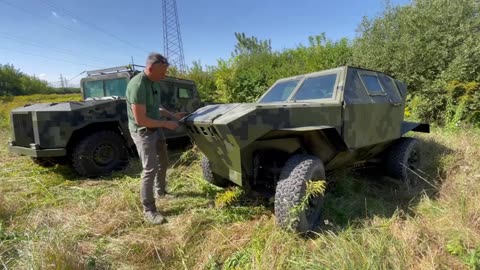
[144,211,167,224]
[155,191,176,199]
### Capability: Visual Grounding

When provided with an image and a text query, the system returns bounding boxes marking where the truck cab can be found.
[9,65,202,177]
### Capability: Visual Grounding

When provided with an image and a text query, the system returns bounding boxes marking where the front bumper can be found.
[8,143,66,157]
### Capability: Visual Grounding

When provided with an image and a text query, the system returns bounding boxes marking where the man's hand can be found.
[162,121,179,131]
[174,112,188,120]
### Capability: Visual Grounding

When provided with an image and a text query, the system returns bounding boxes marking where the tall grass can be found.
[1,94,479,269]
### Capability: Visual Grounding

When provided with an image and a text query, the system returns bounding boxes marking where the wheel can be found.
[275,154,326,233]
[71,130,129,177]
[201,155,231,188]
[385,137,421,189]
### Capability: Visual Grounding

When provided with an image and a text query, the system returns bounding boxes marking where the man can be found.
[126,53,186,224]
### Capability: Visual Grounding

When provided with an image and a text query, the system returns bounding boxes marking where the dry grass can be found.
[1,95,480,269]
[0,194,10,220]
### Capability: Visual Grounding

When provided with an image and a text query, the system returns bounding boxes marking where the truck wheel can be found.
[385,137,421,189]
[72,130,129,177]
[275,154,325,233]
[201,155,231,188]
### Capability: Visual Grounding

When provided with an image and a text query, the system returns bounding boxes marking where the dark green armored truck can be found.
[9,65,202,177]
[183,66,429,233]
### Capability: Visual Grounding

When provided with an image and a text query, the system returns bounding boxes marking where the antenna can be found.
[162,0,186,72]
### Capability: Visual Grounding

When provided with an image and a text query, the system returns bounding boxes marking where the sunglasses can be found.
[152,59,170,66]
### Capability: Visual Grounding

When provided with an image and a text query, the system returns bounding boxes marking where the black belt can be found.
[137,127,158,132]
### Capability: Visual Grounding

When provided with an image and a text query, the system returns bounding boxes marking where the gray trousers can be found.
[131,128,168,212]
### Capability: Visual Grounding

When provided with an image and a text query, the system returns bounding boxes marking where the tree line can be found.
[0,64,79,95]
[181,0,479,127]
[2,0,478,127]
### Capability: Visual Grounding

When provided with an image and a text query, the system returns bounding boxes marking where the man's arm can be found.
[159,106,187,120]
[132,104,178,130]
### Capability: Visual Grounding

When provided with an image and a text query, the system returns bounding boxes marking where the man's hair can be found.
[146,53,169,66]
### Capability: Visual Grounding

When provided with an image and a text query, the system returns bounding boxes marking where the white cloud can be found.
[39,73,47,78]
[51,11,58,17]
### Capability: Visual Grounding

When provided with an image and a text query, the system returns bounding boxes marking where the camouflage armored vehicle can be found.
[183,66,429,233]
[8,65,202,177]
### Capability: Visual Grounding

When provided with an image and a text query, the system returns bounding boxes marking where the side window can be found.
[178,87,193,99]
[360,74,384,94]
[293,74,337,100]
[378,75,402,103]
[84,81,103,98]
[159,81,176,111]
[395,81,407,98]
[105,78,128,97]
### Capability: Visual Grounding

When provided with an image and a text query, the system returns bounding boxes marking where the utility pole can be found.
[59,74,65,89]
[162,0,186,72]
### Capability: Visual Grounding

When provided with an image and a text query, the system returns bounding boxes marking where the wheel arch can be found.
[243,126,345,192]
[66,121,133,155]
[245,127,346,177]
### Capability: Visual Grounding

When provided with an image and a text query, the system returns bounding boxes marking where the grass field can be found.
[1,94,480,269]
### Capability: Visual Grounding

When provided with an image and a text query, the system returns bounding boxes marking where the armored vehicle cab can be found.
[184,66,429,233]
[9,65,202,177]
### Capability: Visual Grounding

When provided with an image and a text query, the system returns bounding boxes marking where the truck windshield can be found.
[292,74,337,100]
[258,79,300,103]
[83,80,103,98]
[83,78,128,98]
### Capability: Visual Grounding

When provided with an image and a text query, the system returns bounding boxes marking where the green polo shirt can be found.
[126,71,162,132]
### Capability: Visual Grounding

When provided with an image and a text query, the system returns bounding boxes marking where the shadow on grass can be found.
[321,137,453,230]
[42,162,138,181]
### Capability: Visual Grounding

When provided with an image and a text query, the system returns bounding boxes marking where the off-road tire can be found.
[385,137,421,189]
[72,130,129,177]
[201,155,231,188]
[275,154,326,233]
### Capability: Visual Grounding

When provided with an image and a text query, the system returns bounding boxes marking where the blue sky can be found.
[0,0,410,86]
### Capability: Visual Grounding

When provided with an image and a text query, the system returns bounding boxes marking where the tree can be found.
[353,0,480,125]
[185,61,219,103]
[0,63,55,95]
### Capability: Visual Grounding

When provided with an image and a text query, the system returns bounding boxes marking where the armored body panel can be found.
[184,66,429,187]
[9,66,203,176]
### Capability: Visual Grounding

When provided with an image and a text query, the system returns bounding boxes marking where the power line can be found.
[66,71,86,82]
[0,0,81,36]
[39,0,151,54]
[0,0,144,56]
[0,0,149,83]
[0,33,111,65]
[0,47,101,68]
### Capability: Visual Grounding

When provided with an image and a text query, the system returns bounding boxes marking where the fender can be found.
[277,126,349,151]
[401,121,430,135]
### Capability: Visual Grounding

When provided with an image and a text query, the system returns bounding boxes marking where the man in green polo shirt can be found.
[126,53,186,224]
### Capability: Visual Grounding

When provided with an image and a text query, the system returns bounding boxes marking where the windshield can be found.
[83,78,128,98]
[83,80,103,98]
[258,79,300,103]
[292,74,337,100]
[105,78,128,96]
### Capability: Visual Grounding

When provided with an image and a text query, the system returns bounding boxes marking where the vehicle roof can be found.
[80,66,196,85]
[276,66,395,81]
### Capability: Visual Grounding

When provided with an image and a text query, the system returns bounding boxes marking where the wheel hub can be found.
[93,143,115,166]
[408,149,419,169]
